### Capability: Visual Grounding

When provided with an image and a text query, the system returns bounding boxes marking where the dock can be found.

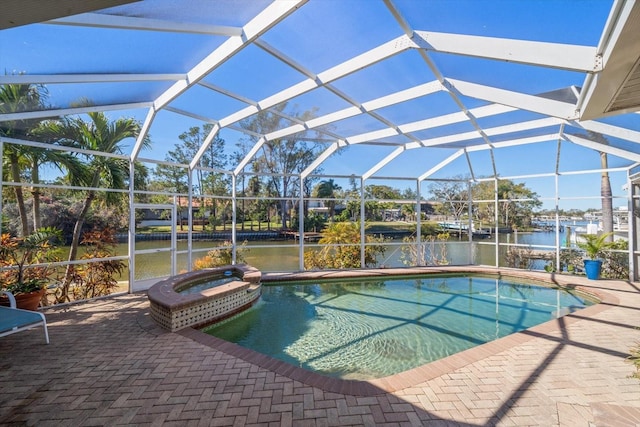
[437,221,492,238]
[280,231,322,242]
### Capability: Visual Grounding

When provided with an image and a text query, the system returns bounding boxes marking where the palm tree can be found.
[314,179,341,220]
[0,83,47,236]
[600,151,614,242]
[586,131,614,242]
[21,133,88,230]
[38,111,142,299]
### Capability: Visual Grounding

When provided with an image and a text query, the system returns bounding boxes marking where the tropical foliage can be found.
[193,241,248,270]
[0,82,629,304]
[304,222,387,269]
[577,232,614,259]
[62,227,125,302]
[1,82,48,236]
[0,227,62,294]
[35,111,143,296]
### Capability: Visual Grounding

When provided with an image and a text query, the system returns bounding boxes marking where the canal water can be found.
[110,227,576,281]
[62,223,591,282]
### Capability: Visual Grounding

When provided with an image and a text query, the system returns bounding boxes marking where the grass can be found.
[137,220,451,235]
[137,221,281,233]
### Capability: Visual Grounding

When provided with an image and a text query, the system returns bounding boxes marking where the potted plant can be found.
[0,227,62,310]
[576,232,613,280]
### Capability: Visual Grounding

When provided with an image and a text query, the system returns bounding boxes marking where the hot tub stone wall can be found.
[148,264,262,332]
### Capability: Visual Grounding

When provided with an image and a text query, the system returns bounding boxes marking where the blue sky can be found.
[1,0,633,210]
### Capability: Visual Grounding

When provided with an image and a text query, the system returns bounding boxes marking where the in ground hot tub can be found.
[148,264,261,332]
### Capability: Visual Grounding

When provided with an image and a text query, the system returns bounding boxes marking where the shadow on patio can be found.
[1,271,640,426]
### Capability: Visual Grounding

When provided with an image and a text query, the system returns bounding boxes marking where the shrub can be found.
[193,241,248,270]
[0,227,62,295]
[400,233,450,266]
[303,222,387,269]
[504,246,534,269]
[601,239,629,280]
[61,227,126,302]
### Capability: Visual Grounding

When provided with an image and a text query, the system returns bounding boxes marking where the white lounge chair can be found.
[0,291,49,344]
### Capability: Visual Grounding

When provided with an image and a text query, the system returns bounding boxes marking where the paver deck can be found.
[1,267,639,426]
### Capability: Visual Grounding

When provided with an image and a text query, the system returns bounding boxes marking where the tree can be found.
[152,162,189,230]
[364,184,403,221]
[156,125,228,230]
[600,150,613,241]
[578,131,613,242]
[429,178,469,221]
[26,124,88,230]
[37,111,142,300]
[0,82,48,236]
[429,177,542,229]
[313,179,341,220]
[239,103,324,229]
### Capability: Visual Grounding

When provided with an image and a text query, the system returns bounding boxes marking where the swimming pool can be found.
[202,274,595,380]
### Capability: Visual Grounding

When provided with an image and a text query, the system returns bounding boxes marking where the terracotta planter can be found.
[0,288,45,311]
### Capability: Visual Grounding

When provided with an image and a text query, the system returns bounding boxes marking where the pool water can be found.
[202,275,595,380]
[175,273,237,295]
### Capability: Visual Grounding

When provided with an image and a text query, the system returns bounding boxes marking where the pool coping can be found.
[179,266,618,397]
[148,264,262,331]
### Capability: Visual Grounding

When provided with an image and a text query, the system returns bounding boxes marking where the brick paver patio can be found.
[1,267,639,426]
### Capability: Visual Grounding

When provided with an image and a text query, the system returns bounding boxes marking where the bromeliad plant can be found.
[0,227,62,294]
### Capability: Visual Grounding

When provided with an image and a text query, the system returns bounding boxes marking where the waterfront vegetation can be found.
[1,82,628,306]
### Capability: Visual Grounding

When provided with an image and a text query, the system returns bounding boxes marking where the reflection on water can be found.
[203,275,594,379]
[105,231,564,281]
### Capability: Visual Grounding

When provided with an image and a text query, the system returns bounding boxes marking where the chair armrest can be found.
[1,291,17,309]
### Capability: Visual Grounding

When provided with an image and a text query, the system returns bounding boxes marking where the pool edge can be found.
[179,266,618,397]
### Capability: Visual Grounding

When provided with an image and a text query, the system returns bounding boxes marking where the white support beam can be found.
[419,149,465,181]
[256,37,428,146]
[163,106,217,124]
[346,128,401,145]
[336,95,517,149]
[563,133,640,163]
[575,120,640,144]
[466,133,560,151]
[190,124,221,170]
[363,146,407,180]
[301,142,343,178]
[218,36,418,173]
[198,81,255,106]
[153,0,307,111]
[0,102,151,122]
[413,31,599,72]
[131,107,155,161]
[464,151,476,181]
[0,74,185,85]
[49,12,243,36]
[418,120,558,148]
[217,35,413,129]
[448,79,578,119]
[364,80,444,111]
[267,80,443,142]
[234,137,266,175]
